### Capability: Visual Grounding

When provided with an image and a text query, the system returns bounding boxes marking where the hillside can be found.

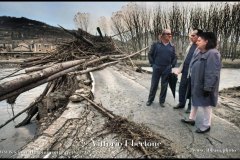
[0,16,73,40]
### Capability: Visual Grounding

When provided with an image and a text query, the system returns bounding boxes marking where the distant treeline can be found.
[110,2,240,60]
[0,16,73,40]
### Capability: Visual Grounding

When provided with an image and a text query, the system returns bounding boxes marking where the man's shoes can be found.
[159,103,165,107]
[181,118,195,126]
[146,101,152,106]
[185,108,191,113]
[173,104,185,109]
[195,127,211,133]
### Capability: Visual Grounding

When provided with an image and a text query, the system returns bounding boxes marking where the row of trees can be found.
[74,2,240,60]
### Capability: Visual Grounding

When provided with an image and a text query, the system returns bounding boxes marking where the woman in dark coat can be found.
[181,32,222,133]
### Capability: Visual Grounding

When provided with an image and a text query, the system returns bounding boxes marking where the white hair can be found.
[162,29,171,35]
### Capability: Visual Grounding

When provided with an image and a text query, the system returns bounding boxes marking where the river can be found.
[0,68,47,158]
[142,67,240,90]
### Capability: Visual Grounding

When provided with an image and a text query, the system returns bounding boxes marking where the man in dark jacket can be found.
[146,29,177,107]
[173,29,203,113]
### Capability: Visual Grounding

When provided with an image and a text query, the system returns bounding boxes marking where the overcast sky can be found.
[0,1,228,34]
[0,2,128,29]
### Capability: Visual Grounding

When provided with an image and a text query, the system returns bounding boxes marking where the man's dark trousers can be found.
[148,65,170,103]
[179,65,191,108]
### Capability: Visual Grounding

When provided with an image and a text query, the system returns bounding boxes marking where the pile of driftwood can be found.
[0,26,148,129]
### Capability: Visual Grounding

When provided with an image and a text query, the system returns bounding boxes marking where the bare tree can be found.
[189,6,202,30]
[151,5,163,41]
[98,16,109,36]
[74,12,90,32]
[168,3,182,57]
[230,2,240,59]
[139,4,151,59]
[111,11,125,41]
[111,11,131,52]
[121,3,138,52]
[219,3,232,58]
[179,4,191,58]
[131,3,144,56]
[109,2,240,60]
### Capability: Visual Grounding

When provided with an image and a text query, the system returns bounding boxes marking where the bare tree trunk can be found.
[0,57,109,102]
[0,59,85,97]
[25,63,56,73]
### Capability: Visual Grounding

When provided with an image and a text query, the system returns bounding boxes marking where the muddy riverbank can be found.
[216,86,240,128]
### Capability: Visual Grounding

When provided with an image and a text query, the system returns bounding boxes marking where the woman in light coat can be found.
[181,32,222,133]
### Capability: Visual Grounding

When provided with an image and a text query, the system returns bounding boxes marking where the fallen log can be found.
[0,59,85,97]
[69,61,118,76]
[21,59,54,68]
[25,62,57,73]
[0,68,78,102]
[118,46,149,60]
[82,55,109,68]
[1,61,118,128]
[0,56,110,102]
[109,54,127,59]
[23,56,43,63]
[79,94,115,119]
[109,47,149,69]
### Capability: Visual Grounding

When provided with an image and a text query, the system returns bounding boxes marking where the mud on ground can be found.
[215,86,240,128]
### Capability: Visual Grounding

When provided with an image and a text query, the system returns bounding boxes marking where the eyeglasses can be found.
[163,33,172,36]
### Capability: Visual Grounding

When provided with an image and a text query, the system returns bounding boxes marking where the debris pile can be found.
[0,26,127,127]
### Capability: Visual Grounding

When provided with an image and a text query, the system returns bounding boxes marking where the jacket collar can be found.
[191,49,201,65]
[192,49,212,64]
[200,50,211,59]
[158,40,174,46]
